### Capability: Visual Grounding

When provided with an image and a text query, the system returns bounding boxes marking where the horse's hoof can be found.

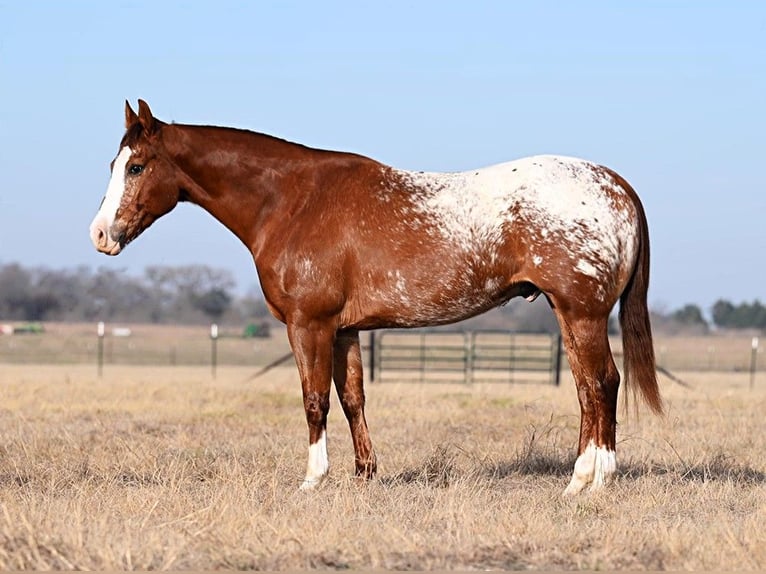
[299,475,325,491]
[562,441,616,496]
[562,479,587,496]
[354,462,377,481]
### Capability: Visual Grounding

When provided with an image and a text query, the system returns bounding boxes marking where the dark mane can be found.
[123,119,368,163]
[182,123,319,153]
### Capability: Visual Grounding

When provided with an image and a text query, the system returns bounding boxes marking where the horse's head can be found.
[89,100,183,255]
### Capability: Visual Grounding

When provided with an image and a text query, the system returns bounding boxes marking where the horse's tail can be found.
[618,193,663,416]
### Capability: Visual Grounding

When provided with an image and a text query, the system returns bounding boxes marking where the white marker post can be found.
[750,336,759,390]
[97,321,105,378]
[210,323,219,379]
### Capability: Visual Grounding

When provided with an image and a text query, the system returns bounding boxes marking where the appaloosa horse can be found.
[90,100,662,495]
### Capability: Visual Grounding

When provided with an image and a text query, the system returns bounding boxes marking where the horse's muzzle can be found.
[89,217,123,256]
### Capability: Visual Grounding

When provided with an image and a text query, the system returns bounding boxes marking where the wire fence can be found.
[0,322,762,381]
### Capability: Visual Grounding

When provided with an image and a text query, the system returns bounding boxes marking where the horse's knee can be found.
[303,391,330,426]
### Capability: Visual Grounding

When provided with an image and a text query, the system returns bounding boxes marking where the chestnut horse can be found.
[90,100,662,495]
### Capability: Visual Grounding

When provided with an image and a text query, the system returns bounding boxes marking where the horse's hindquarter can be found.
[341,156,641,327]
[501,156,642,312]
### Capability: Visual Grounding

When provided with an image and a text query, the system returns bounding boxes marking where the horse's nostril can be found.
[90,219,110,250]
[97,226,112,249]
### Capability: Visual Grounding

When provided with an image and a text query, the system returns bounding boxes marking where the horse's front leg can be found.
[287,318,336,490]
[333,330,377,479]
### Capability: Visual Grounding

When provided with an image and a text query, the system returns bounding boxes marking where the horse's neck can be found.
[166,125,314,254]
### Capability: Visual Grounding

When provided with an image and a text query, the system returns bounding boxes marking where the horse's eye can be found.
[128,164,144,176]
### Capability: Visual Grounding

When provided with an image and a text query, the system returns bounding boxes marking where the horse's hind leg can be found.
[333,330,377,479]
[554,312,621,495]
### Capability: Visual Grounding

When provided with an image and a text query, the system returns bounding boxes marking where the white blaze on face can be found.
[100,146,133,227]
[299,430,329,490]
[89,146,132,251]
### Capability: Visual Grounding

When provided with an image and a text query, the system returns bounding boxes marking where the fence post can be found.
[97,321,105,378]
[553,334,563,386]
[369,331,376,383]
[210,323,218,379]
[464,332,473,384]
[750,336,759,390]
[418,331,424,383]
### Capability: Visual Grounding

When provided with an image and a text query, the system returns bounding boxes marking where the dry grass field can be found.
[0,322,292,367]
[1,321,763,374]
[0,361,764,570]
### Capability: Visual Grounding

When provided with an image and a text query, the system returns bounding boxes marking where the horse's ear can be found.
[125,100,139,128]
[137,99,157,134]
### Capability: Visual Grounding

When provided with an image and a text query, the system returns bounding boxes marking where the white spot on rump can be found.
[533,255,543,266]
[563,440,616,495]
[576,259,598,278]
[300,430,329,490]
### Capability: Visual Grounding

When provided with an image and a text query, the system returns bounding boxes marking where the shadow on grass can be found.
[483,421,577,479]
[380,425,577,488]
[483,451,576,479]
[381,444,458,488]
[380,427,766,488]
[620,452,766,485]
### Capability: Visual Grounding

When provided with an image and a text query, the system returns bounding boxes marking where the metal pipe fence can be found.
[0,323,762,384]
[371,330,562,385]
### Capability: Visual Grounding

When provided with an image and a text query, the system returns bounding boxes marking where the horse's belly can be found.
[352,262,510,329]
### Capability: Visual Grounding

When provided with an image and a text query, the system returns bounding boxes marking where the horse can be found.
[90,100,662,495]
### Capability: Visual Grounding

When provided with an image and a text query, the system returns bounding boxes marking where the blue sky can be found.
[1,1,764,313]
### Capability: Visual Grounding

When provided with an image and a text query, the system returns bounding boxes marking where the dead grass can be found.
[0,364,764,570]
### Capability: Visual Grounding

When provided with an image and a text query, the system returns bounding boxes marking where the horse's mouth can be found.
[90,218,126,256]
[102,243,123,256]
[92,238,123,256]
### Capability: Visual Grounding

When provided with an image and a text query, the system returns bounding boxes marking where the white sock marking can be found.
[563,440,616,495]
[300,430,329,490]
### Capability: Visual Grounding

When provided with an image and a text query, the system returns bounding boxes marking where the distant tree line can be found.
[656,300,766,333]
[0,262,763,333]
[480,297,765,335]
[0,262,270,324]
[710,299,766,329]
